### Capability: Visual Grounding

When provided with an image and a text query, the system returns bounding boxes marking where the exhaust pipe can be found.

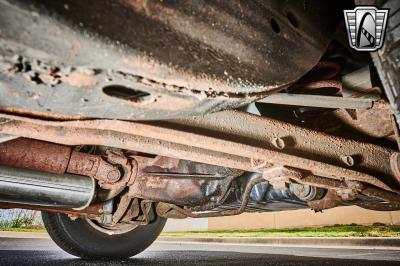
[0,166,96,210]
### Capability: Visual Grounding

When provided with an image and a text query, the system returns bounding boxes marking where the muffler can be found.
[0,166,95,210]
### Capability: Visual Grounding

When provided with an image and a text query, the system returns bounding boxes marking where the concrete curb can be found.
[159,236,400,247]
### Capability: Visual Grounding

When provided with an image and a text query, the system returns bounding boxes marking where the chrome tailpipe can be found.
[0,166,96,210]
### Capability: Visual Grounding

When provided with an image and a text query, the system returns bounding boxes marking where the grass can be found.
[0,227,46,233]
[2,223,400,237]
[161,224,400,238]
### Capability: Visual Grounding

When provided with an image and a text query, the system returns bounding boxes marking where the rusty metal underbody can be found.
[0,108,399,223]
[0,110,398,190]
[0,0,343,120]
[0,0,399,227]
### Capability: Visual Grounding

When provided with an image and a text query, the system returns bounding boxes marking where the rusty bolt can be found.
[341,155,355,167]
[272,137,285,149]
[106,170,121,182]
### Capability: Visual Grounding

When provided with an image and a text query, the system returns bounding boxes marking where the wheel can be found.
[41,211,166,259]
[371,0,400,123]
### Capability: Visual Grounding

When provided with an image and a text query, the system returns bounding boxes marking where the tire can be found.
[371,0,400,123]
[41,211,166,259]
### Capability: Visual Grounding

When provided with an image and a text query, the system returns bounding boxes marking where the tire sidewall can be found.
[42,211,166,259]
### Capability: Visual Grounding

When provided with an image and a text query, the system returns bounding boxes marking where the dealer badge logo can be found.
[344,6,389,51]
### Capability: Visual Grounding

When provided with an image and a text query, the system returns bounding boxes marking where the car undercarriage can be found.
[1,0,400,259]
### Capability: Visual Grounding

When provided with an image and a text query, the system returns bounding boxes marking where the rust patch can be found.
[334,100,394,138]
[0,106,87,120]
[0,138,122,186]
[0,138,71,174]
[67,151,121,183]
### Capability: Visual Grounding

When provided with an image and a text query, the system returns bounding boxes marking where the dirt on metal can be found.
[0,111,396,192]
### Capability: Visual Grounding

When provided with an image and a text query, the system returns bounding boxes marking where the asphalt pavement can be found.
[0,237,400,265]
